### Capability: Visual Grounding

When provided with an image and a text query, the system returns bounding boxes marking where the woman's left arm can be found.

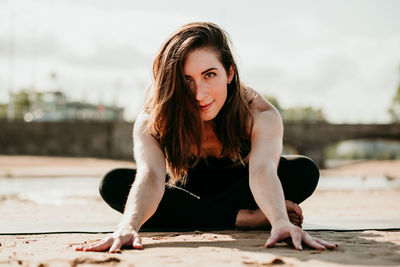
[249,108,338,250]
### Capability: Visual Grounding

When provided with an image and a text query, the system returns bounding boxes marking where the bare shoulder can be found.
[133,110,166,177]
[134,110,151,133]
[243,86,282,133]
[244,86,277,114]
[133,110,158,142]
[252,106,283,139]
[248,90,283,166]
[133,111,166,180]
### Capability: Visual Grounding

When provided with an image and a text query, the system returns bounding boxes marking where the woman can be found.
[76,22,338,252]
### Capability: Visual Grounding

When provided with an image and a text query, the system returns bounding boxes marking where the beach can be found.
[0,156,399,266]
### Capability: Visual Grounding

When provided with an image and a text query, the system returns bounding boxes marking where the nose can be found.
[194,80,208,102]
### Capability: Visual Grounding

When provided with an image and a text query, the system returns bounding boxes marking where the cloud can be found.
[242,35,400,123]
[1,0,400,122]
[62,42,148,70]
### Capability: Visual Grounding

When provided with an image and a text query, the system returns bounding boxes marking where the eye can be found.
[205,72,216,79]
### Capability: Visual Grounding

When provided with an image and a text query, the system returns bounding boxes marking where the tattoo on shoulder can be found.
[243,86,258,104]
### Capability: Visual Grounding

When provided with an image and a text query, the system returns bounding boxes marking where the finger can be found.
[302,233,326,251]
[132,235,143,250]
[75,241,99,251]
[83,239,113,252]
[74,245,84,251]
[290,228,303,250]
[109,239,124,253]
[83,237,110,248]
[74,243,88,251]
[265,233,281,248]
[314,238,339,249]
[83,240,103,249]
[318,238,339,247]
[74,239,101,251]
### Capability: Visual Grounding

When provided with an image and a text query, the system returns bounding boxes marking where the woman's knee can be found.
[280,155,319,179]
[98,169,115,200]
[294,155,319,183]
[98,168,136,202]
[278,155,320,203]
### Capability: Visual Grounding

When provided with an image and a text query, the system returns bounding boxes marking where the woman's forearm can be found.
[118,169,165,231]
[249,167,289,226]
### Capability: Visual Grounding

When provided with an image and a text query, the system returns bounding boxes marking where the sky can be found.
[1,0,399,123]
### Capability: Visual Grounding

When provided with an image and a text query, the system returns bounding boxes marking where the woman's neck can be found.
[202,121,214,132]
[197,121,223,158]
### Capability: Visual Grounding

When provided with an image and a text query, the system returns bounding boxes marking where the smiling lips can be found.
[199,101,214,111]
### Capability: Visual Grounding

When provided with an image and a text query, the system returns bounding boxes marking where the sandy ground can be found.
[0,156,400,266]
[0,156,136,178]
[1,231,399,267]
[321,159,400,179]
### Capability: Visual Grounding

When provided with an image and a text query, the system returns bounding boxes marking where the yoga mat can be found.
[1,218,399,235]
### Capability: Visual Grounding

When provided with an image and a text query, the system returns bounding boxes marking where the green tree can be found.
[263,94,325,122]
[263,94,283,113]
[282,106,325,122]
[12,90,32,119]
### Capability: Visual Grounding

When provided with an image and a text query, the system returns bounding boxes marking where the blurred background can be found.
[1,0,400,168]
[1,0,400,239]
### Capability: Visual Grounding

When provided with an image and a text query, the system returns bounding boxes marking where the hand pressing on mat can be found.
[265,221,339,250]
[74,224,143,253]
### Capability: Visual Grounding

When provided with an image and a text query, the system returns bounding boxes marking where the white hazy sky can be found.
[1,0,399,123]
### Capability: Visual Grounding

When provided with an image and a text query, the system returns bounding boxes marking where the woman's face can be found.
[183,48,234,122]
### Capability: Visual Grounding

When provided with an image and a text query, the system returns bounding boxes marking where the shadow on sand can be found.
[136,230,400,266]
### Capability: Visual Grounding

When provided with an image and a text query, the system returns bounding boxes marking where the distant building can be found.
[0,103,7,119]
[65,101,124,121]
[1,89,124,122]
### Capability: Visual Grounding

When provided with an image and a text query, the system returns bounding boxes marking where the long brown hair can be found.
[145,22,253,184]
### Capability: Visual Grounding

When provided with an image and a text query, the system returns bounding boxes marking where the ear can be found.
[227,65,235,84]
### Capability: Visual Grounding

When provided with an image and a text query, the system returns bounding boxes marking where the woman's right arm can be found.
[75,111,166,252]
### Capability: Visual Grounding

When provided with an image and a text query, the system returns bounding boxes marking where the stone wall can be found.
[2,121,399,167]
[0,121,134,160]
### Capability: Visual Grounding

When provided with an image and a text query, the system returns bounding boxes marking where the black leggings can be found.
[99,155,319,230]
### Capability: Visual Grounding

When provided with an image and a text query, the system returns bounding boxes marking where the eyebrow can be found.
[201,67,218,75]
[185,67,218,77]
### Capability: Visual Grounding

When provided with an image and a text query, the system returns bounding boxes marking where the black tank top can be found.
[189,139,251,170]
